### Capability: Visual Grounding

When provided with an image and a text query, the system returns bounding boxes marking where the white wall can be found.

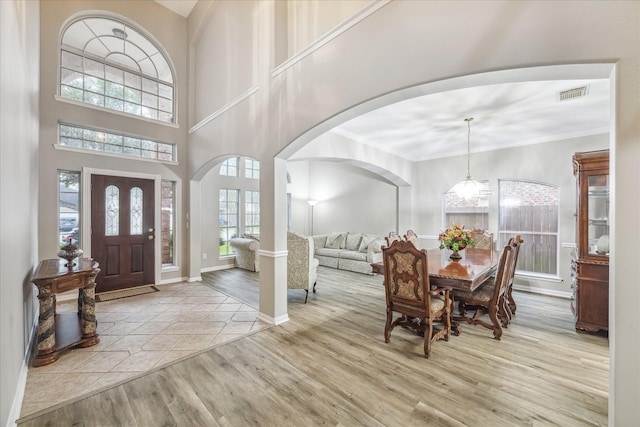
[288,160,397,236]
[0,1,40,425]
[285,0,372,57]
[414,133,609,294]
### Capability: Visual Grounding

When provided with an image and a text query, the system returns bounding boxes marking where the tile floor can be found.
[20,281,270,418]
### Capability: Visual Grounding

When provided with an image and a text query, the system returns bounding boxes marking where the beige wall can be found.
[288,160,397,236]
[188,1,639,423]
[38,0,189,283]
[414,133,609,295]
[0,1,40,425]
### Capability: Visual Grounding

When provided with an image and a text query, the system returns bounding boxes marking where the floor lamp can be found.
[308,200,318,235]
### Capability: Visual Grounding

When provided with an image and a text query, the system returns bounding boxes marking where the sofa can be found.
[311,232,386,275]
[287,231,320,303]
[229,235,260,272]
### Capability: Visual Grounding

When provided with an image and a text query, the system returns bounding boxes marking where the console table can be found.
[31,258,100,367]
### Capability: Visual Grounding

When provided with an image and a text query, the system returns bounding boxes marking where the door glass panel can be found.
[587,175,609,255]
[130,187,143,235]
[105,185,119,236]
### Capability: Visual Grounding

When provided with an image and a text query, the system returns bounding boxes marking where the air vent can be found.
[558,85,589,101]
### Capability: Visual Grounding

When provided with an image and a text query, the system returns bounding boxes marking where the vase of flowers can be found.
[58,236,83,268]
[438,224,475,260]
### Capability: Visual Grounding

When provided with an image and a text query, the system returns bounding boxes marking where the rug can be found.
[95,285,159,302]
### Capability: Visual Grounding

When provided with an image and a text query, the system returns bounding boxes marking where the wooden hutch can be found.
[571,149,609,333]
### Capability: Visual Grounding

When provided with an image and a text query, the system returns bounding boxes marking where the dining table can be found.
[372,247,499,292]
[371,247,500,336]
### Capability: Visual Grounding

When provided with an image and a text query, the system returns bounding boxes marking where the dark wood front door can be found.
[91,175,155,293]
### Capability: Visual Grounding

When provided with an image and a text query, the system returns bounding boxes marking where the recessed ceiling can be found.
[330,79,610,162]
[154,0,197,18]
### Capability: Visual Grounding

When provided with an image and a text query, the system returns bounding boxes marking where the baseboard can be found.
[258,312,288,325]
[156,276,188,285]
[513,284,572,299]
[7,312,38,427]
[200,265,234,273]
[187,276,202,282]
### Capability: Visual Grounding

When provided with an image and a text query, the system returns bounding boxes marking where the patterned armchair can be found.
[287,231,320,303]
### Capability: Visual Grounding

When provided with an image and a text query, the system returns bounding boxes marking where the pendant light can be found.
[446,117,492,200]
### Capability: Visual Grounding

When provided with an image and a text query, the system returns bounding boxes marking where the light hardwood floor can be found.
[17,266,608,426]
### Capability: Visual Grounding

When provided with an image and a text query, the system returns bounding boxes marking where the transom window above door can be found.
[59,16,176,124]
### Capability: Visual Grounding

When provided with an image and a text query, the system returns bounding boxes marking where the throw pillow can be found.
[345,233,362,251]
[359,234,379,252]
[326,231,347,249]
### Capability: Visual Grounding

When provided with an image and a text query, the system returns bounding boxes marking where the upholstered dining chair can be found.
[287,231,320,303]
[468,229,494,250]
[385,231,401,248]
[451,243,514,340]
[404,229,419,248]
[504,235,523,320]
[382,239,452,358]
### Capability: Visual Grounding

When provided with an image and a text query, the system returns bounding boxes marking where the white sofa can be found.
[311,232,386,275]
[229,236,260,272]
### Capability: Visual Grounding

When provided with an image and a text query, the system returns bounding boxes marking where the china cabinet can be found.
[571,149,609,333]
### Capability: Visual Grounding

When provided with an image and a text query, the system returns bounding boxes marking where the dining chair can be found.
[404,229,419,248]
[468,229,494,250]
[504,235,523,320]
[451,243,514,340]
[382,239,452,358]
[385,231,401,247]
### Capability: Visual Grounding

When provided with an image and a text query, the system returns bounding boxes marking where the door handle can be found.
[148,228,154,240]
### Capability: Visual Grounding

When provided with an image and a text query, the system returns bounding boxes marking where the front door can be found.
[91,175,155,293]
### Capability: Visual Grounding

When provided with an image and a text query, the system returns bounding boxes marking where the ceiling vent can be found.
[558,85,589,101]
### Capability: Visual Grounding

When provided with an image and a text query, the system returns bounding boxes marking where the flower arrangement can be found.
[438,224,475,252]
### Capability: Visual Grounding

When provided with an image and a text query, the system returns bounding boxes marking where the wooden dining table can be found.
[371,247,500,336]
[372,247,499,292]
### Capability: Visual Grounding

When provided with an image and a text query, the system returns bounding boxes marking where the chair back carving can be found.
[385,231,401,247]
[404,229,419,248]
[469,229,494,250]
[382,239,451,357]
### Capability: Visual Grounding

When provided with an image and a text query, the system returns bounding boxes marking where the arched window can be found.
[59,16,175,123]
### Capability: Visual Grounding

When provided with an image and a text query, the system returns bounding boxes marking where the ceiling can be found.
[330,79,610,162]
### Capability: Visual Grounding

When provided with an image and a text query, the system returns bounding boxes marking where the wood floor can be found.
[17,266,609,426]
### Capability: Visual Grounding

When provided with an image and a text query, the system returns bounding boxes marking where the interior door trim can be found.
[82,167,162,286]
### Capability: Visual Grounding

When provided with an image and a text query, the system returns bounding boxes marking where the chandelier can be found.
[446,117,492,200]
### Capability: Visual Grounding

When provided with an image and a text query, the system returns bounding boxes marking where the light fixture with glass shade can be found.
[446,117,492,200]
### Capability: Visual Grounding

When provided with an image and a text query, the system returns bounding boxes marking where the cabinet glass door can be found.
[587,175,609,256]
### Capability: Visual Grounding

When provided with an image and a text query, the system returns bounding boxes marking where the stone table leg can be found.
[79,267,100,346]
[33,283,59,366]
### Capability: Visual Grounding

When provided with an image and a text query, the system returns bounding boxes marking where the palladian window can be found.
[59,16,175,123]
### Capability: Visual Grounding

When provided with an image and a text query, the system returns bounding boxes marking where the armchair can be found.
[287,231,320,303]
[229,236,260,272]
